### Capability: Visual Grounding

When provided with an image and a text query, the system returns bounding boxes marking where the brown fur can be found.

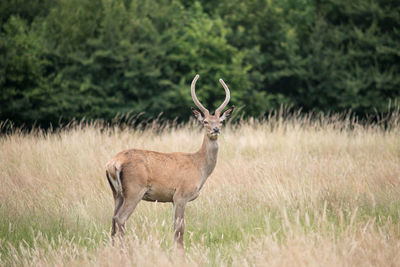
[106,149,202,203]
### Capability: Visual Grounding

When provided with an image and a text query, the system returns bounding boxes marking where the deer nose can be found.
[213,127,220,133]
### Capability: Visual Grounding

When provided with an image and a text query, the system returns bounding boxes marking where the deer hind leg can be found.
[173,198,187,250]
[111,195,123,240]
[106,170,124,240]
[113,186,147,239]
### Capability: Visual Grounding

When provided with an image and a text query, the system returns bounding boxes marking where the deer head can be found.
[190,74,235,140]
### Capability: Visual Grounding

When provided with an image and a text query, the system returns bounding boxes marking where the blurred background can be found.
[1,0,399,128]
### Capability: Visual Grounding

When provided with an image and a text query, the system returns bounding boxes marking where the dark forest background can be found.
[1,0,399,127]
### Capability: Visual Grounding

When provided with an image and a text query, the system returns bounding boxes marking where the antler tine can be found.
[191,74,209,115]
[215,78,231,116]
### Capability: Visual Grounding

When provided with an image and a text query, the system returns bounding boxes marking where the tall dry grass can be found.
[1,113,400,266]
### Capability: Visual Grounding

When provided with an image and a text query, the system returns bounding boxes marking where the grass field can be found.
[1,112,400,266]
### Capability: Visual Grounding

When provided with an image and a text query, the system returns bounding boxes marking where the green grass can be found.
[1,115,400,266]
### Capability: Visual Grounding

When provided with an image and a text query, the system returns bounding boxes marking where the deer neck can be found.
[196,133,219,178]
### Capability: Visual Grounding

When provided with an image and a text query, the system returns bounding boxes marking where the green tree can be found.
[1,0,399,128]
[0,16,51,125]
[298,0,400,113]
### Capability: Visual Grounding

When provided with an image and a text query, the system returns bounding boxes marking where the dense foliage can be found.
[1,0,399,126]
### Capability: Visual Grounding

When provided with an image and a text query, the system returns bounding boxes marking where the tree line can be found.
[1,0,399,127]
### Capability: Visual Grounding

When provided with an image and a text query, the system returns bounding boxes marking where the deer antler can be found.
[191,74,209,116]
[215,78,231,116]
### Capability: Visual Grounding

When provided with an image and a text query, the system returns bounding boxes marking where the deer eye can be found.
[203,120,209,125]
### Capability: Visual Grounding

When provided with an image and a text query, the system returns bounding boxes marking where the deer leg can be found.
[114,187,147,239]
[107,170,125,241]
[173,199,187,249]
[111,195,124,242]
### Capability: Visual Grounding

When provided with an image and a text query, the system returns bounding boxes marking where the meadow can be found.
[1,112,400,266]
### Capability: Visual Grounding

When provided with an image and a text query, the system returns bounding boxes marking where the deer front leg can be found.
[173,198,187,249]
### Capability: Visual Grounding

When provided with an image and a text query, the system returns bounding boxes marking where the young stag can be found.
[105,74,234,249]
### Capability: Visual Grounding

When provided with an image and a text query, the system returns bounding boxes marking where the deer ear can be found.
[191,107,204,121]
[220,105,235,122]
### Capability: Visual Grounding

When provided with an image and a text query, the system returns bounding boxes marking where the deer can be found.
[105,74,234,249]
